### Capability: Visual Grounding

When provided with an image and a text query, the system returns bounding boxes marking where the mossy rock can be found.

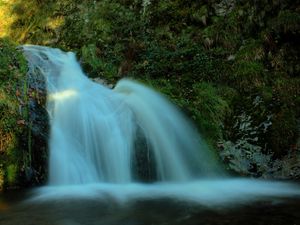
[0,39,25,189]
[0,39,48,190]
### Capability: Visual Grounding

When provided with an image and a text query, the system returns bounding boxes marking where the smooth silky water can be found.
[0,45,299,225]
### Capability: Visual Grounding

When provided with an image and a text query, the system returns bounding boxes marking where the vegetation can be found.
[0,39,48,190]
[0,0,299,188]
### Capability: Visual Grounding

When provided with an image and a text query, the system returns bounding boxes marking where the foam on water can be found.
[29,179,300,206]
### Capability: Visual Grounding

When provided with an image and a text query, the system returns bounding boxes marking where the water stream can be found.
[22,45,221,185]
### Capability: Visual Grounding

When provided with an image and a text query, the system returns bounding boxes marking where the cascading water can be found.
[22,45,220,186]
[21,45,299,205]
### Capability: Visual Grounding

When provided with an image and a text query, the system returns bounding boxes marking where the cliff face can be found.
[0,0,299,188]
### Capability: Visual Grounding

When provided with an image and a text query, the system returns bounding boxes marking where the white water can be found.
[29,179,300,207]
[22,45,219,185]
[22,45,300,205]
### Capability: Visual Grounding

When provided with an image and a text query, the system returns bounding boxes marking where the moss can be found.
[0,39,24,189]
[6,164,18,186]
[0,38,48,190]
[191,82,230,144]
[231,60,266,91]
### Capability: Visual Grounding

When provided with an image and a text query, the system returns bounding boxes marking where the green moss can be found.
[6,164,18,186]
[231,60,266,91]
[0,38,31,189]
[191,82,229,144]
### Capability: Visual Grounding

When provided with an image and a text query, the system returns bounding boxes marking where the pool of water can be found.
[0,189,300,225]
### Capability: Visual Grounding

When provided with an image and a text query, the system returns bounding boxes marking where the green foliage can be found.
[232,61,266,91]
[191,82,229,143]
[0,38,48,189]
[0,39,26,188]
[81,44,118,80]
[0,39,26,136]
[2,0,57,44]
[235,39,265,61]
[134,39,220,83]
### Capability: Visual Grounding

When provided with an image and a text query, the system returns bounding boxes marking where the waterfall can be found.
[21,45,300,206]
[22,45,220,186]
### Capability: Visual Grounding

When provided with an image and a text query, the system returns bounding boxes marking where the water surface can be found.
[1,182,300,225]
